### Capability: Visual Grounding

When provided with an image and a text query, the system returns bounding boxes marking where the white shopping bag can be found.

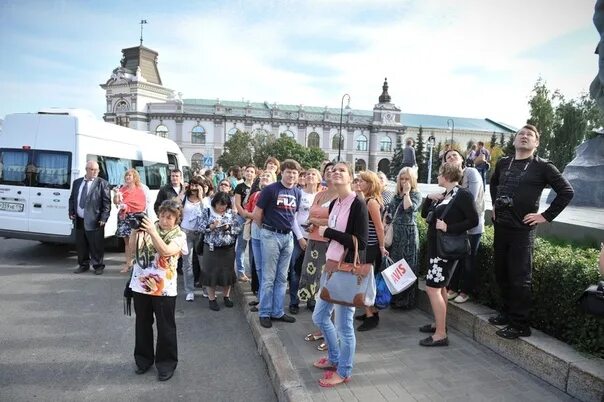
[381,257,417,295]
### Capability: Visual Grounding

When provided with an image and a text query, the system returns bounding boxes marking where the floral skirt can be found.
[296,240,328,303]
[116,214,135,238]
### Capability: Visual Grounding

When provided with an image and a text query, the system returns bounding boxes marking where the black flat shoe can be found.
[488,314,510,326]
[289,305,299,315]
[157,371,174,381]
[248,300,259,306]
[135,366,150,375]
[209,299,220,311]
[259,317,272,328]
[496,325,531,339]
[357,315,379,331]
[223,297,234,308]
[419,336,449,347]
[271,314,296,323]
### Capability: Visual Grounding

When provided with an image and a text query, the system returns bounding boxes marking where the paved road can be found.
[0,238,276,402]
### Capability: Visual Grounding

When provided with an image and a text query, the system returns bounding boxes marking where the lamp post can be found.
[447,118,455,145]
[427,135,436,184]
[338,93,351,162]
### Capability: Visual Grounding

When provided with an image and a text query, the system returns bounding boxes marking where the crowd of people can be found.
[69,123,574,384]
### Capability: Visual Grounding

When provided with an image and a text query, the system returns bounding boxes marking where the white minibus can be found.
[0,109,190,244]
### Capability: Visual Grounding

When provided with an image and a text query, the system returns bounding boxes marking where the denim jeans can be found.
[251,237,264,300]
[259,229,293,318]
[181,230,199,294]
[312,296,355,378]
[234,216,247,277]
[288,239,304,307]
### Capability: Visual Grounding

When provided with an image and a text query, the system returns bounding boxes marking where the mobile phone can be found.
[300,223,312,231]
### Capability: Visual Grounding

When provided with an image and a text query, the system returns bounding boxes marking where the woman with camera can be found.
[179,176,205,302]
[419,162,478,347]
[114,168,147,273]
[129,199,187,381]
[196,192,242,311]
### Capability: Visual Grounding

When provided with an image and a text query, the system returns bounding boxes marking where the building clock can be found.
[382,112,394,124]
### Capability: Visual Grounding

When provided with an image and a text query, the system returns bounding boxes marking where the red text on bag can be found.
[391,264,407,283]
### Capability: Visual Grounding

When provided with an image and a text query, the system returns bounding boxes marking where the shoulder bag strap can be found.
[438,187,460,220]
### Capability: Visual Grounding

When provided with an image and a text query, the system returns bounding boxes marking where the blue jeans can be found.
[251,237,263,300]
[259,229,293,318]
[312,296,355,378]
[181,230,199,294]
[477,164,488,188]
[234,216,247,277]
[288,239,304,307]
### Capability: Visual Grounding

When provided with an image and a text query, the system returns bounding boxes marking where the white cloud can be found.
[0,0,597,126]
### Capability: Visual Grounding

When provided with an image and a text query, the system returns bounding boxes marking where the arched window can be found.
[191,125,206,144]
[252,128,269,137]
[332,134,344,150]
[155,124,169,138]
[355,159,366,172]
[227,127,240,140]
[281,130,295,138]
[114,100,129,113]
[378,158,391,175]
[356,135,368,151]
[307,132,320,148]
[191,153,203,170]
[380,136,392,152]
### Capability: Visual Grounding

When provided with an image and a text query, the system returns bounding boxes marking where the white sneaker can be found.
[201,288,209,298]
[186,292,195,302]
[454,294,469,303]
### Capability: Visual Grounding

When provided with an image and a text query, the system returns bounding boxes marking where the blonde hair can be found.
[304,168,322,191]
[359,170,383,206]
[396,167,418,194]
[124,168,142,187]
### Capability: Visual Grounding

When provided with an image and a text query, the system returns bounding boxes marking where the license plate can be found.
[0,201,24,212]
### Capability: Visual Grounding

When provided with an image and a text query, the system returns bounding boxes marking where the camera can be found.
[126,212,147,230]
[495,196,514,209]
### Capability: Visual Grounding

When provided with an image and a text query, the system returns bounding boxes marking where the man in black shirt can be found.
[489,124,574,339]
[154,169,185,215]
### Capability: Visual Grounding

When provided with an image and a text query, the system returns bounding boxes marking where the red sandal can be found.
[312,357,337,371]
[318,371,350,387]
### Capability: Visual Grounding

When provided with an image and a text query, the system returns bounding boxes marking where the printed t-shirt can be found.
[256,181,301,232]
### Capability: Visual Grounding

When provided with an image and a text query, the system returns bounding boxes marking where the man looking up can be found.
[253,159,302,328]
[489,124,574,339]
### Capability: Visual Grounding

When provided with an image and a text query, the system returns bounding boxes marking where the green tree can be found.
[254,136,325,169]
[415,126,427,182]
[431,142,442,183]
[499,132,505,148]
[527,77,556,158]
[390,143,404,178]
[490,132,497,150]
[503,133,515,156]
[550,98,587,171]
[217,131,254,170]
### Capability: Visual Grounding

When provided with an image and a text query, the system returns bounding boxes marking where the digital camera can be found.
[495,195,514,209]
[126,212,147,230]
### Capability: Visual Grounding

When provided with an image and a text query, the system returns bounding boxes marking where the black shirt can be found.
[490,155,574,230]
[233,182,252,209]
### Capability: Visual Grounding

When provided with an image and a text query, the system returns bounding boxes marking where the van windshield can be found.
[0,148,71,189]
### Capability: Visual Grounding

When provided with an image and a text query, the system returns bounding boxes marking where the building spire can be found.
[378,77,391,103]
[140,19,148,46]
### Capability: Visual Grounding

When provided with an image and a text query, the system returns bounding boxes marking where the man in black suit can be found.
[69,160,111,275]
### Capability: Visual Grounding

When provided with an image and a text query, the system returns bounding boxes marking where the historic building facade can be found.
[101,45,515,172]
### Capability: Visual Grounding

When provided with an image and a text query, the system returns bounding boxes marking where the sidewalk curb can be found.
[417,281,604,402]
[234,282,311,402]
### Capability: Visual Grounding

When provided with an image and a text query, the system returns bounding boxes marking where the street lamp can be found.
[338,93,351,162]
[447,118,455,145]
[427,135,436,184]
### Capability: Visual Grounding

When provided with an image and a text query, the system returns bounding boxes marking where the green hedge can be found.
[414,215,604,357]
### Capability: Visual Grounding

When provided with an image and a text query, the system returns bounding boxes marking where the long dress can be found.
[386,190,422,309]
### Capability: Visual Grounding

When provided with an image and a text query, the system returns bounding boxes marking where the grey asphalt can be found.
[0,238,276,402]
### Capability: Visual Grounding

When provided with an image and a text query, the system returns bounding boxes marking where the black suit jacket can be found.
[69,177,112,231]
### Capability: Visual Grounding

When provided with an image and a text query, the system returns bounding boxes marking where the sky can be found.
[0,0,598,126]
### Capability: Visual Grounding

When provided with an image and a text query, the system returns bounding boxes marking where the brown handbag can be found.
[320,235,376,307]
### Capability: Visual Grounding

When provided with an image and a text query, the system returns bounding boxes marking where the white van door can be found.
[0,147,32,232]
[28,116,76,236]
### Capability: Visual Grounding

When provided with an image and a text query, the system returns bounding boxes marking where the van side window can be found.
[144,163,169,190]
[0,149,29,184]
[104,158,133,186]
[32,151,71,189]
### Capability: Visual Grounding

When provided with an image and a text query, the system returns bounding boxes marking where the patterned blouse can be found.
[196,207,242,247]
[129,224,187,297]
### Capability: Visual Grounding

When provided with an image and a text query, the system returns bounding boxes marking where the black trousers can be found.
[133,293,178,374]
[75,217,105,270]
[493,224,535,329]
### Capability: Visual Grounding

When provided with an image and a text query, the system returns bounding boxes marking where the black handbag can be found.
[578,281,604,317]
[434,188,470,260]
